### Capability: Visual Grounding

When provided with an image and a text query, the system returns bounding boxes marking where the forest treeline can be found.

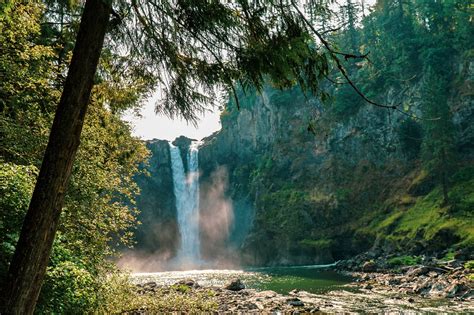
[0,0,473,312]
[332,0,472,206]
[214,0,473,263]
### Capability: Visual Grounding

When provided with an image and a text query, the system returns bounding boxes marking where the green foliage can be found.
[0,1,56,165]
[97,273,217,313]
[172,284,192,293]
[0,0,149,311]
[268,85,306,108]
[121,0,333,122]
[420,67,456,204]
[258,188,314,243]
[0,163,37,280]
[369,166,474,251]
[37,260,99,313]
[465,260,474,270]
[441,251,455,262]
[398,119,422,159]
[387,255,421,267]
[330,82,364,119]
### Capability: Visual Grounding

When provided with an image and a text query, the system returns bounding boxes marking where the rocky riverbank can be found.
[131,271,474,313]
[335,252,474,301]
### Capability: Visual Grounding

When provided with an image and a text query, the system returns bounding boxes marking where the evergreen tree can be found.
[420,66,455,205]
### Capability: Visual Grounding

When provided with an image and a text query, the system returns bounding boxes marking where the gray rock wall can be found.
[133,139,179,256]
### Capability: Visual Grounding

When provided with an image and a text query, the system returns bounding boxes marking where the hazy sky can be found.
[123,98,222,141]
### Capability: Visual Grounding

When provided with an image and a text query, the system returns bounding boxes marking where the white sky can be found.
[123,0,377,142]
[123,98,222,141]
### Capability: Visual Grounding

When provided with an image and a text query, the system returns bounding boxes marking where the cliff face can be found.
[129,61,473,267]
[132,139,178,256]
[198,60,474,266]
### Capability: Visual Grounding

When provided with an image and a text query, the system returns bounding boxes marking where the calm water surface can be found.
[132,265,353,294]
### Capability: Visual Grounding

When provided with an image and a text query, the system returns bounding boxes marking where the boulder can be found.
[225,278,245,291]
[406,266,430,277]
[362,261,377,272]
[176,278,199,288]
[287,297,304,307]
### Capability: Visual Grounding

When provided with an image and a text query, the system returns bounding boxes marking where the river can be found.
[131,265,473,312]
[132,265,352,294]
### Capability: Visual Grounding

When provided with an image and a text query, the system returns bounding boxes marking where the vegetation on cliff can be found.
[201,0,473,265]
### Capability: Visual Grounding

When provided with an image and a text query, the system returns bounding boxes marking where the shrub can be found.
[465,260,474,270]
[97,273,218,313]
[37,261,99,314]
[0,163,37,281]
[172,284,192,293]
[388,255,421,266]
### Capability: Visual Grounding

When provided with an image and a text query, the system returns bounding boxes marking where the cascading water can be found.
[169,141,201,263]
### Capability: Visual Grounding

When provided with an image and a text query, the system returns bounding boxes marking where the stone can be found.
[388,278,401,285]
[176,279,198,287]
[364,284,373,290]
[225,278,245,291]
[287,297,304,307]
[243,302,258,310]
[407,266,430,277]
[362,261,377,272]
[144,281,157,288]
[256,290,278,298]
[445,283,466,298]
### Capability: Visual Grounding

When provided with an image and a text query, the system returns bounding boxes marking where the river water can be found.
[132,265,352,294]
[131,265,473,312]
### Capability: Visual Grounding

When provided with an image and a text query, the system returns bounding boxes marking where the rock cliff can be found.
[198,59,473,265]
[130,60,473,266]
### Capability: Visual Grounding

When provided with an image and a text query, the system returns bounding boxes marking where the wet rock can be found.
[388,278,401,285]
[429,280,448,296]
[176,279,199,288]
[413,278,432,294]
[256,290,278,298]
[287,297,304,307]
[407,266,430,277]
[361,273,371,281]
[144,281,157,288]
[243,302,258,310]
[446,259,464,268]
[363,284,373,290]
[362,261,377,272]
[454,249,469,260]
[224,278,245,291]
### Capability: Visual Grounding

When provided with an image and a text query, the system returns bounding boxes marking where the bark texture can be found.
[1,0,111,313]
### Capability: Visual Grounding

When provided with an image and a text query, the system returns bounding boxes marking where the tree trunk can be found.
[441,149,449,206]
[1,1,111,313]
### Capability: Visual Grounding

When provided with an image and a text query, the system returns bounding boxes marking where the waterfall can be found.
[169,141,201,263]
